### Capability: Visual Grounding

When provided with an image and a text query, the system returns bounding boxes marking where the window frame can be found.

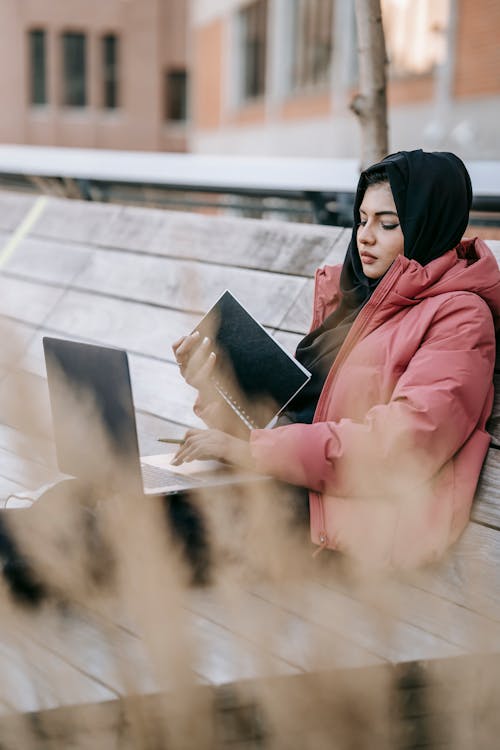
[28,28,48,107]
[61,30,87,108]
[165,68,188,122]
[238,0,269,103]
[288,0,334,94]
[102,33,119,110]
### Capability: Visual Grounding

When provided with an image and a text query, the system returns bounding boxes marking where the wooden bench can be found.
[0,189,499,748]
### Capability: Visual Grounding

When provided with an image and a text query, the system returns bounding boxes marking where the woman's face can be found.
[357,182,404,279]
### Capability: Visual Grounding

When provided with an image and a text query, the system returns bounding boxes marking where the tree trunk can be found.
[351,0,389,169]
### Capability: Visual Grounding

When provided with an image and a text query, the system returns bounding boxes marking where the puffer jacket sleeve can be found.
[250,292,496,497]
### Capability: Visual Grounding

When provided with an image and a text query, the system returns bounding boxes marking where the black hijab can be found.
[283,149,473,424]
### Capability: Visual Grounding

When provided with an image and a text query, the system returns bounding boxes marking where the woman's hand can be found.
[172,332,216,390]
[172,429,255,470]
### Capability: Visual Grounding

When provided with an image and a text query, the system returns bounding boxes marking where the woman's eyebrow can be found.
[359,209,399,217]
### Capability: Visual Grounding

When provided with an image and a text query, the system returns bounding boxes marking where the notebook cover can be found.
[193,291,311,429]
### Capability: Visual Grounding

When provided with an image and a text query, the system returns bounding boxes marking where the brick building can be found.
[189,0,500,159]
[0,0,188,151]
[0,0,498,160]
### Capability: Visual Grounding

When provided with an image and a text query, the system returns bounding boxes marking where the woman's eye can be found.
[382,223,400,230]
[357,220,367,227]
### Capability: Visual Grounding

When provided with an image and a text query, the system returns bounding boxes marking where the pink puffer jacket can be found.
[250,238,500,567]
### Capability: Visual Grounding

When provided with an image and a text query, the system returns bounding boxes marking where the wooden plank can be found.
[0,633,116,715]
[136,413,187,456]
[191,614,301,684]
[2,285,301,371]
[2,238,310,331]
[0,276,66,327]
[241,582,464,665]
[0,368,53,438]
[43,289,200,361]
[0,476,27,506]
[276,277,314,334]
[0,446,58,491]
[7,608,161,699]
[486,239,500,262]
[28,196,122,247]
[407,522,500,622]
[0,236,92,285]
[322,232,349,266]
[29,197,346,276]
[73,248,308,330]
[0,192,37,232]
[0,423,56,467]
[474,447,500,528]
[15,333,201,429]
[97,206,345,277]
[319,574,500,655]
[188,588,384,673]
[272,329,302,355]
[0,318,39,369]
[487,372,500,446]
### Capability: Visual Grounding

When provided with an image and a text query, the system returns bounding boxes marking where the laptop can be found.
[43,337,262,496]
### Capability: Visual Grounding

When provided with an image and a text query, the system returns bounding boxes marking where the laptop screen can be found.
[43,337,144,494]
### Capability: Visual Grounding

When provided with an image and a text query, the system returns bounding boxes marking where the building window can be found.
[239,0,268,100]
[29,29,47,105]
[165,69,188,121]
[102,34,119,108]
[381,0,450,77]
[291,0,333,90]
[62,32,86,106]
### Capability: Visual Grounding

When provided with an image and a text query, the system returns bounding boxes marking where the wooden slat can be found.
[44,289,200,361]
[15,332,201,428]
[474,447,500,528]
[0,318,39,369]
[187,585,462,666]
[3,237,310,330]
[74,248,309,329]
[0,276,66,327]
[487,372,500,446]
[0,446,58,491]
[0,476,27,506]
[407,522,500,622]
[1,235,92,285]
[27,197,121,247]
[0,192,37,232]
[277,277,314,333]
[0,632,116,714]
[317,574,500,655]
[29,197,345,276]
[486,239,500,263]
[188,590,384,672]
[98,206,346,276]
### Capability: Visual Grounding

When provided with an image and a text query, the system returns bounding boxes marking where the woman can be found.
[172,149,500,567]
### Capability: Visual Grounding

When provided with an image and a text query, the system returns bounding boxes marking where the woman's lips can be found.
[360,251,377,264]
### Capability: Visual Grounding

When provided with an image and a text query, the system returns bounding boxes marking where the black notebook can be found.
[193,291,311,430]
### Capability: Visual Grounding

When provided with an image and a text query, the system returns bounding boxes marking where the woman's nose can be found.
[358,221,375,244]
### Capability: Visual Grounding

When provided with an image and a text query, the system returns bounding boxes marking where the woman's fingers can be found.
[173,332,216,388]
[172,429,227,465]
[172,330,200,362]
[171,429,254,469]
[183,338,216,387]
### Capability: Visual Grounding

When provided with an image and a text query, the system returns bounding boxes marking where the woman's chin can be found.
[362,265,383,280]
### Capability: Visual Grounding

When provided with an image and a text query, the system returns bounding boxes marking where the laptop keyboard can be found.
[140,462,199,491]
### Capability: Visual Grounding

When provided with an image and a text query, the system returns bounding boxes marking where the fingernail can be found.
[203,336,210,345]
[210,352,216,359]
